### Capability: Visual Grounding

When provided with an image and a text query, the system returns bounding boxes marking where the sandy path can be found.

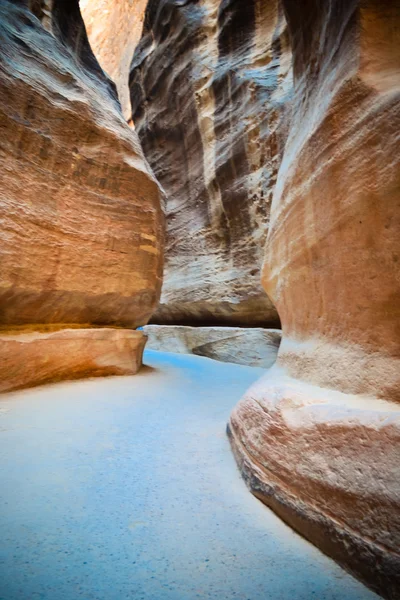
[0,350,378,599]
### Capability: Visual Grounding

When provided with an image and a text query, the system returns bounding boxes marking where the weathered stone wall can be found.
[229,2,400,597]
[0,0,163,391]
[130,0,292,327]
[143,325,281,368]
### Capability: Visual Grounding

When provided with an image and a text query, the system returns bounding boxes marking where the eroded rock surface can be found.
[130,0,292,327]
[143,325,281,368]
[0,329,146,393]
[0,0,163,391]
[80,0,148,119]
[229,1,400,597]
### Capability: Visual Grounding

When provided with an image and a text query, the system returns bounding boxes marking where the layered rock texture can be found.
[143,325,281,368]
[228,1,400,598]
[2,0,399,596]
[0,328,147,393]
[0,0,163,392]
[80,0,148,119]
[130,0,292,327]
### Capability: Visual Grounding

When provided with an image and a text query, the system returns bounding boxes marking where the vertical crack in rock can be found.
[80,0,149,119]
[193,0,223,235]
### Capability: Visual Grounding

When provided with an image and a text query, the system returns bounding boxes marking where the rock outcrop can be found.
[0,328,147,393]
[143,325,281,368]
[80,0,148,119]
[228,1,400,598]
[0,0,163,392]
[130,0,292,327]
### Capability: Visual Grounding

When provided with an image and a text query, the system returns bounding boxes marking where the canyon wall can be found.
[130,0,292,327]
[2,0,398,593]
[143,325,281,368]
[0,0,163,392]
[229,1,400,597]
[80,0,148,119]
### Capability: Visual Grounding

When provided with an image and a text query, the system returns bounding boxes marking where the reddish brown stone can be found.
[81,0,148,119]
[0,0,163,391]
[0,328,146,393]
[229,1,400,597]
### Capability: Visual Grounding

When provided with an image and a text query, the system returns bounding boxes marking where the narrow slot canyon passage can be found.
[0,1,399,598]
[0,351,378,600]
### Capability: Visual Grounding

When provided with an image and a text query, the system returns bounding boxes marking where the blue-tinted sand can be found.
[0,350,379,600]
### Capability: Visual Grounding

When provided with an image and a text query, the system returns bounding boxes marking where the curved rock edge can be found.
[0,328,147,393]
[227,418,400,599]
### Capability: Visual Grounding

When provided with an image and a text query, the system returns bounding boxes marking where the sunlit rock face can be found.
[0,328,147,393]
[0,0,163,392]
[229,1,400,597]
[143,325,281,368]
[80,0,148,119]
[130,0,292,327]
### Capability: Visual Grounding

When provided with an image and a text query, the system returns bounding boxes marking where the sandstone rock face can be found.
[0,329,146,393]
[80,0,148,119]
[130,0,292,327]
[143,325,281,368]
[0,0,163,391]
[229,1,400,597]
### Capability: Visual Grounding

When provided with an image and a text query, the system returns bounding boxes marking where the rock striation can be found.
[80,0,148,119]
[130,0,292,327]
[143,325,281,368]
[0,328,147,393]
[0,0,163,392]
[228,1,400,598]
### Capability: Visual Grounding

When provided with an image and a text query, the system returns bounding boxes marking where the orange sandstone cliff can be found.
[228,1,400,598]
[0,0,164,392]
[80,0,148,119]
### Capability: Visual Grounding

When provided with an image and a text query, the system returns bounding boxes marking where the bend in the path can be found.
[0,351,379,600]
